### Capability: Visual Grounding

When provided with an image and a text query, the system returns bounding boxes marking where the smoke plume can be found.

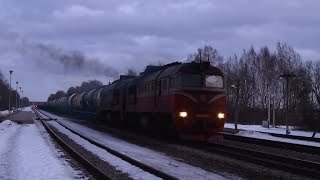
[19,41,119,78]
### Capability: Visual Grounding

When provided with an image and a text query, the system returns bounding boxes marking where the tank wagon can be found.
[44,61,227,134]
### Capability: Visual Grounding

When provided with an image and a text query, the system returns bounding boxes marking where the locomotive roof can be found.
[130,62,223,85]
[160,62,223,77]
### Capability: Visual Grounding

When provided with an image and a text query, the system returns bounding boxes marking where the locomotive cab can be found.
[170,62,227,133]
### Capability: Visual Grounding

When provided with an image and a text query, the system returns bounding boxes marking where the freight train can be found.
[43,61,227,135]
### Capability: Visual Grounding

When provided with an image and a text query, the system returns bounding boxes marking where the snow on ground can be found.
[225,123,320,147]
[225,123,320,138]
[49,121,160,180]
[0,110,10,117]
[0,120,86,180]
[0,106,32,118]
[43,111,230,180]
[22,106,32,112]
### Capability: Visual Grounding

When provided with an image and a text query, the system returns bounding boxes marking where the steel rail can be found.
[35,109,57,120]
[258,131,320,143]
[218,132,320,155]
[32,108,111,180]
[186,141,320,178]
[224,128,320,143]
[34,108,178,180]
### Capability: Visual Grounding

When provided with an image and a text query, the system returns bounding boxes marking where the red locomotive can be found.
[45,61,227,138]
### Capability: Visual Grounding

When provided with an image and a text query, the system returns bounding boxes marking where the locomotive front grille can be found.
[196,114,209,118]
[199,107,209,113]
[194,118,215,129]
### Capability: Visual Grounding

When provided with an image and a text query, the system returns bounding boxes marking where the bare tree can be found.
[306,60,320,107]
[187,45,224,66]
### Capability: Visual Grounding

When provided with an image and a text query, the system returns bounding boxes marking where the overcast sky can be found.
[0,0,319,101]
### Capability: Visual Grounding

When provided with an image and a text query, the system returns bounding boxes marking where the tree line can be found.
[47,42,320,130]
[188,43,320,131]
[0,70,30,111]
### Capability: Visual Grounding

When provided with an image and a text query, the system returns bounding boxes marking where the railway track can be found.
[224,127,320,143]
[197,141,320,178]
[219,132,320,155]
[193,133,320,178]
[37,108,320,178]
[33,108,111,179]
[33,108,178,180]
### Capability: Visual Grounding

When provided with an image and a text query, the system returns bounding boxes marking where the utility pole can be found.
[198,48,202,63]
[21,90,24,108]
[267,94,271,128]
[280,72,296,135]
[8,70,13,114]
[16,81,18,110]
[272,97,276,127]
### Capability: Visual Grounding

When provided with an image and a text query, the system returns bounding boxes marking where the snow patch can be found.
[0,120,18,128]
[0,110,10,117]
[13,125,76,179]
[0,119,86,179]
[0,120,20,154]
[225,123,320,138]
[22,106,32,112]
[235,130,320,147]
[49,121,161,180]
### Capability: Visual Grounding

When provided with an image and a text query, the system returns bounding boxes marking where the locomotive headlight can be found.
[217,113,225,119]
[179,111,188,118]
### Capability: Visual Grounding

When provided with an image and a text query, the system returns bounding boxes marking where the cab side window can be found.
[163,79,167,90]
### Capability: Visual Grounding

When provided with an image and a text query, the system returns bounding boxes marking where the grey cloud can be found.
[1,0,320,101]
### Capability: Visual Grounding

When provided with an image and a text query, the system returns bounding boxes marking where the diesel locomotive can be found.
[44,61,227,135]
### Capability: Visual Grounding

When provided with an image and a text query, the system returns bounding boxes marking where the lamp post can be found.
[280,72,296,135]
[16,81,18,111]
[8,70,13,114]
[19,87,22,109]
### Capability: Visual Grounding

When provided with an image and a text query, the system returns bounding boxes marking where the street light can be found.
[8,70,13,114]
[16,81,18,111]
[19,87,22,109]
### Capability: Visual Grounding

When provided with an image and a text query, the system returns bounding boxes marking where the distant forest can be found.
[47,42,320,130]
[0,71,30,110]
[187,43,320,131]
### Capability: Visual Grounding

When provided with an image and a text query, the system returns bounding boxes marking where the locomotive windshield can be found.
[206,75,223,88]
[181,73,223,88]
[181,74,202,87]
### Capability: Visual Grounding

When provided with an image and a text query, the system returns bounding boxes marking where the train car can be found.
[125,61,226,134]
[99,75,135,124]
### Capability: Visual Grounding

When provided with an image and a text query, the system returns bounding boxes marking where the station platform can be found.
[0,111,34,124]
